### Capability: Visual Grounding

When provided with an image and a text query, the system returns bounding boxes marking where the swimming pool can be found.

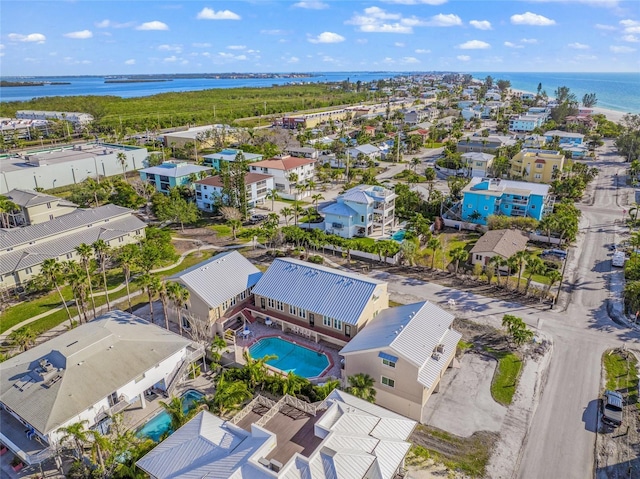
[391,229,406,242]
[249,337,329,378]
[136,390,204,442]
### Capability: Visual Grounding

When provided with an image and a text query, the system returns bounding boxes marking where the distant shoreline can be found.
[0,81,71,87]
[104,79,172,84]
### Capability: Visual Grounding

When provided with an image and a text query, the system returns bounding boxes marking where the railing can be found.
[109,395,131,415]
[231,395,276,425]
[283,394,318,416]
[256,396,286,428]
[0,431,52,466]
[166,361,191,397]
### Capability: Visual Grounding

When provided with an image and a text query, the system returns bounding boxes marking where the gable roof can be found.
[320,201,359,217]
[0,311,193,435]
[169,251,262,309]
[469,229,529,258]
[139,162,211,178]
[195,173,273,189]
[340,301,461,389]
[252,258,385,325]
[4,189,76,209]
[251,156,316,171]
[461,152,495,163]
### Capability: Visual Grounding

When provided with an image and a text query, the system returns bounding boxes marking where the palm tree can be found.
[167,282,190,335]
[227,218,242,240]
[60,420,90,460]
[140,274,161,325]
[210,335,227,372]
[115,244,139,312]
[450,246,469,276]
[41,258,73,326]
[427,236,441,270]
[315,379,341,400]
[209,372,252,417]
[75,243,98,319]
[287,172,299,194]
[311,193,324,212]
[506,256,520,291]
[9,326,37,351]
[92,239,112,311]
[159,396,205,433]
[512,250,530,292]
[292,202,304,226]
[85,177,103,207]
[347,373,376,403]
[545,269,563,299]
[489,255,508,287]
[280,206,294,226]
[242,350,276,389]
[306,179,316,192]
[282,371,306,396]
[158,282,171,330]
[64,260,90,324]
[88,430,111,472]
[116,152,128,181]
[411,157,421,172]
[0,196,19,228]
[524,256,546,296]
[265,189,280,211]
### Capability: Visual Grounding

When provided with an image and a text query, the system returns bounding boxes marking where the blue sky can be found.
[1,0,639,75]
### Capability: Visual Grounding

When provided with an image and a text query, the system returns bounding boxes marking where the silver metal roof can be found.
[252,258,385,325]
[0,204,136,250]
[3,189,76,209]
[139,162,211,178]
[169,251,262,308]
[0,311,193,435]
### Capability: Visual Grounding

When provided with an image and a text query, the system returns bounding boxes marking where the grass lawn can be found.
[486,348,523,406]
[603,349,639,407]
[389,300,405,307]
[208,224,232,239]
[418,232,471,269]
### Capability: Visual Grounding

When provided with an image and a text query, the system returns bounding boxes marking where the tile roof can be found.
[469,229,529,258]
[251,156,316,171]
[340,301,460,389]
[4,189,76,209]
[251,258,385,325]
[0,311,193,435]
[169,251,262,309]
[195,172,273,189]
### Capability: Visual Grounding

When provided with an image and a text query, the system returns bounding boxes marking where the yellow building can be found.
[510,149,565,183]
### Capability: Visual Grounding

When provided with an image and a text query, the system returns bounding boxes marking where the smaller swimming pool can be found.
[391,229,406,242]
[249,337,329,378]
[136,390,204,442]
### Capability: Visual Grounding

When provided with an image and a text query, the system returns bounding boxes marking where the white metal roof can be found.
[169,251,262,309]
[463,177,551,198]
[251,258,385,325]
[139,162,211,178]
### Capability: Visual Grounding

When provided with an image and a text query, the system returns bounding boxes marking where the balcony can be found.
[0,409,52,465]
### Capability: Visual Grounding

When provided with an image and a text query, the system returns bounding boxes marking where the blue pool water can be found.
[392,229,406,242]
[136,390,204,442]
[249,337,329,378]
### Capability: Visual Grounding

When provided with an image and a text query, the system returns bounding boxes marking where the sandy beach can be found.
[510,88,631,123]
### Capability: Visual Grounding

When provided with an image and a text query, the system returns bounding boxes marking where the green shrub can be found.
[307,255,324,264]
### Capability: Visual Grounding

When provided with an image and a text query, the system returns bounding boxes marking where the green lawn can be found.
[603,349,639,407]
[486,348,523,406]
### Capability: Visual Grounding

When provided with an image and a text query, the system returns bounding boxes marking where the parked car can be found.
[249,214,267,224]
[608,243,619,251]
[601,390,623,427]
[541,249,567,259]
[612,251,626,267]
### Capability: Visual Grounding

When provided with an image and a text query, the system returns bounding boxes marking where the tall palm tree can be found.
[287,172,299,194]
[265,189,280,211]
[208,372,252,418]
[506,256,520,291]
[427,236,441,270]
[0,196,19,228]
[92,239,112,310]
[227,218,242,240]
[242,350,277,390]
[347,373,376,403]
[450,246,469,276]
[85,177,103,207]
[59,420,90,460]
[282,371,306,396]
[158,282,171,331]
[524,256,546,295]
[115,244,139,312]
[292,202,304,226]
[158,396,205,433]
[64,260,90,324]
[512,250,530,292]
[41,258,73,326]
[311,193,325,212]
[75,243,98,319]
[167,282,190,335]
[489,255,508,287]
[545,269,563,299]
[116,152,128,181]
[280,206,294,226]
[140,274,161,325]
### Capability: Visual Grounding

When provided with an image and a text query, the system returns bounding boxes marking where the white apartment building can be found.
[194,173,274,212]
[249,155,316,200]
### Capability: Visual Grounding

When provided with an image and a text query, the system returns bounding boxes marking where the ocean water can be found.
[471,72,640,114]
[0,71,404,103]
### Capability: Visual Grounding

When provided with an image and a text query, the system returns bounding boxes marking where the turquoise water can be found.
[392,229,406,242]
[136,390,204,442]
[249,337,329,378]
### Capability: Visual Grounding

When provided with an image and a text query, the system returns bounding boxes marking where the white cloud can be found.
[227,45,246,50]
[595,23,616,30]
[620,19,640,34]
[136,21,169,31]
[197,8,241,20]
[63,30,93,39]
[459,40,490,49]
[95,19,111,28]
[426,14,462,27]
[192,42,211,48]
[510,12,556,26]
[322,55,337,62]
[504,41,523,48]
[346,7,414,34]
[382,57,395,64]
[395,42,405,47]
[383,0,448,4]
[568,42,589,49]
[308,31,345,43]
[400,56,420,63]
[247,49,260,54]
[124,59,136,65]
[261,29,287,35]
[469,20,492,30]
[356,38,368,44]
[158,44,182,53]
[286,56,300,63]
[7,33,46,43]
[415,48,430,53]
[457,55,471,61]
[622,34,640,43]
[163,55,178,62]
[216,52,247,61]
[293,1,329,9]
[610,45,636,53]
[575,54,597,61]
[521,38,538,44]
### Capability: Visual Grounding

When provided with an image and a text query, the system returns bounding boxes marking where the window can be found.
[382,358,396,368]
[534,174,542,179]
[484,206,488,210]
[536,163,543,169]
[289,305,297,316]
[230,296,237,307]
[49,214,54,220]
[25,267,33,274]
[299,309,306,319]
[46,202,51,209]
[240,291,246,300]
[475,254,482,261]
[531,204,536,209]
[136,229,141,235]
[268,298,275,308]
[333,318,342,330]
[381,376,395,388]
[276,301,284,311]
[323,315,332,327]
[66,253,73,259]
[361,216,364,222]
[118,236,124,243]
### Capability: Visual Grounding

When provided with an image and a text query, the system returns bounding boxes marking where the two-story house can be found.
[168,251,262,334]
[347,144,382,163]
[509,114,546,132]
[0,310,203,467]
[544,130,585,146]
[283,146,320,159]
[2,189,77,226]
[139,162,212,194]
[249,258,389,347]
[194,173,274,212]
[320,184,396,238]
[461,152,495,178]
[457,134,516,154]
[510,149,565,183]
[201,148,263,171]
[340,301,461,423]
[249,156,316,200]
[461,177,553,225]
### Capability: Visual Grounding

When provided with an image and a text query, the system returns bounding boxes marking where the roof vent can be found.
[436,344,445,353]
[431,351,441,360]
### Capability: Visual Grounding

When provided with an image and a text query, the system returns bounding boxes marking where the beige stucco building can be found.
[340,301,461,423]
[2,189,77,226]
[469,229,529,269]
[510,149,565,183]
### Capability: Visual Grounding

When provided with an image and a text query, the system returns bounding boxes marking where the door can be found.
[345,325,351,338]
[309,313,315,328]
[260,298,266,309]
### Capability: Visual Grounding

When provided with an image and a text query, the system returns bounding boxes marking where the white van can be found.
[612,251,626,267]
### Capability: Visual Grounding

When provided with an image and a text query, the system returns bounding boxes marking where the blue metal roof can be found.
[378,352,398,363]
[251,258,384,325]
[320,202,358,217]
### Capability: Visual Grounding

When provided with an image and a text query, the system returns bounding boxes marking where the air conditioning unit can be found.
[431,352,441,360]
[436,344,445,353]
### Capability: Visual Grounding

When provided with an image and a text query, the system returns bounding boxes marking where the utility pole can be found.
[396,132,400,163]
[554,249,570,307]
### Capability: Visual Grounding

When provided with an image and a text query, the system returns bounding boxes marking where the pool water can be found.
[136,390,204,442]
[391,229,406,242]
[249,337,329,378]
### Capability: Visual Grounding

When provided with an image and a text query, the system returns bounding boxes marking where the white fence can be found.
[322,244,400,265]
